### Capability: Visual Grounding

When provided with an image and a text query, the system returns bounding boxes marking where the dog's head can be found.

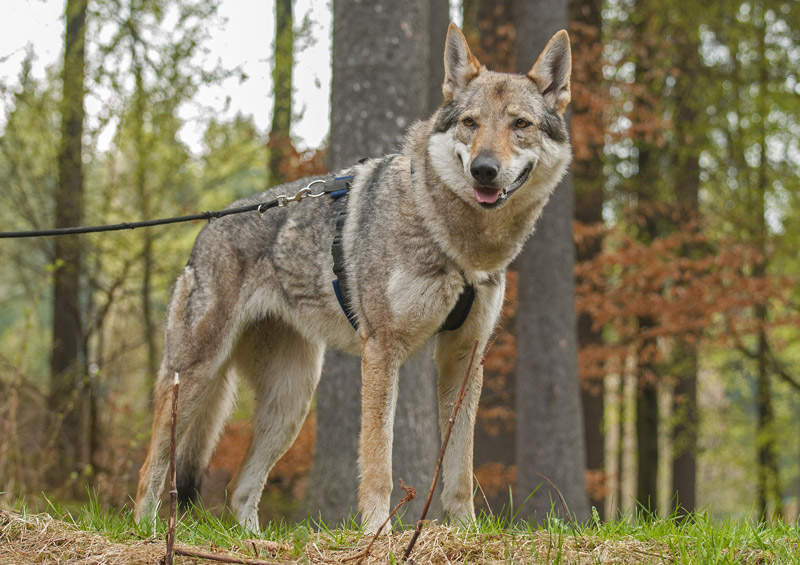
[428,24,572,210]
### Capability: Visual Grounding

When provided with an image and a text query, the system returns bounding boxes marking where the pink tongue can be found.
[474,186,501,204]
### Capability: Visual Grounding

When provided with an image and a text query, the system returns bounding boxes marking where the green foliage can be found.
[0,0,267,499]
[0,61,61,381]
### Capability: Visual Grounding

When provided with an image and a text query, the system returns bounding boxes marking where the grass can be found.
[1,495,799,564]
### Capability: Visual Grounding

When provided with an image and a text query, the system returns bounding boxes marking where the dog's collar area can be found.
[477,162,533,209]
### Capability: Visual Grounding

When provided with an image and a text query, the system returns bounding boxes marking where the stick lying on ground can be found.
[174,545,277,565]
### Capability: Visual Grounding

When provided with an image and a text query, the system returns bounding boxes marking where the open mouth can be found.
[473,163,533,209]
[474,185,502,205]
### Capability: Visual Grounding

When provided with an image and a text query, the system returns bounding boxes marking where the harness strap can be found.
[440,283,475,332]
[327,172,474,334]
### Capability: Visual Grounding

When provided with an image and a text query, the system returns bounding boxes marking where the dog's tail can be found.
[176,466,201,507]
[172,368,239,510]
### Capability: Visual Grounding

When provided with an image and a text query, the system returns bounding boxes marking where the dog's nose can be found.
[470,154,500,184]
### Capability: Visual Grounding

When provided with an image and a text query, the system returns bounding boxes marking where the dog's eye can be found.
[514,118,531,129]
[462,117,477,128]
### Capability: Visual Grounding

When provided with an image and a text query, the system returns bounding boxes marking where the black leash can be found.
[0,176,354,239]
[2,168,474,333]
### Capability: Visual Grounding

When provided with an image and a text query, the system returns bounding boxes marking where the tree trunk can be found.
[668,14,703,517]
[670,341,697,513]
[131,59,158,386]
[635,323,659,514]
[473,0,515,72]
[569,0,606,519]
[268,0,293,186]
[50,0,89,492]
[753,10,781,519]
[631,3,660,515]
[634,178,659,515]
[513,0,590,524]
[427,0,449,114]
[306,0,441,524]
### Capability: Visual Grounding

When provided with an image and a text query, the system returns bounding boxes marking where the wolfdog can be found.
[135,23,572,533]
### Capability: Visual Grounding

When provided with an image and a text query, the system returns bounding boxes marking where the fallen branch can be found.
[164,372,180,565]
[174,545,277,565]
[344,479,416,564]
[403,340,479,562]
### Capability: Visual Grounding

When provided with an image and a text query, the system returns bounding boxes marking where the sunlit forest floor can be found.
[1,497,798,564]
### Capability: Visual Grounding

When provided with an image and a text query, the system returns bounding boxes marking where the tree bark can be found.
[131,55,158,387]
[50,0,89,492]
[753,9,781,519]
[471,0,515,72]
[569,0,606,519]
[268,0,293,186]
[306,0,441,524]
[427,0,449,115]
[631,3,659,515]
[513,0,590,524]
[667,10,705,516]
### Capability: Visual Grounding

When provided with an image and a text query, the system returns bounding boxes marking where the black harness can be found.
[325,174,474,333]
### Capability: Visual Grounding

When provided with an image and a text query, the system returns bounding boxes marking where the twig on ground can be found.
[344,479,417,564]
[164,372,180,565]
[403,340,479,562]
[174,545,277,564]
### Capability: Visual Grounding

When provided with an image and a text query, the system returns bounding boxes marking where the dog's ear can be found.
[528,30,572,114]
[443,23,482,100]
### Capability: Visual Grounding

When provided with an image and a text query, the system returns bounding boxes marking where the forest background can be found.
[0,0,798,529]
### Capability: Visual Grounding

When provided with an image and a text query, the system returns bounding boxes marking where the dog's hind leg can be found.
[228,317,324,532]
[135,371,179,526]
[134,356,237,524]
[173,367,238,506]
[135,266,241,526]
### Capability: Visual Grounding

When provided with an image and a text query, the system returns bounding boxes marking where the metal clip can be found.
[274,179,327,208]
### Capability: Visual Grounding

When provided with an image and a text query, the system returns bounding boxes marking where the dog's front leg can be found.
[434,278,505,524]
[358,335,402,534]
[434,339,485,524]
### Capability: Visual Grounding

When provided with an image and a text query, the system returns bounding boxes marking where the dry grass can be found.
[1,507,792,564]
[1,508,166,564]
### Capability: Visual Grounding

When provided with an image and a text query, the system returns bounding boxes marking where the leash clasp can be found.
[276,179,327,207]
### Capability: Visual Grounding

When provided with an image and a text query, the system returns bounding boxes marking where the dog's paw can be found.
[443,502,477,528]
[235,507,261,534]
[362,514,391,535]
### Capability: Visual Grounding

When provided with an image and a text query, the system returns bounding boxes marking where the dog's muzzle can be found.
[476,162,534,209]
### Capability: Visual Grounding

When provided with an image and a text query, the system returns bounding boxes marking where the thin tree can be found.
[268,0,293,186]
[630,0,661,514]
[50,0,90,492]
[752,1,781,519]
[569,0,606,518]
[513,0,591,523]
[668,11,704,515]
